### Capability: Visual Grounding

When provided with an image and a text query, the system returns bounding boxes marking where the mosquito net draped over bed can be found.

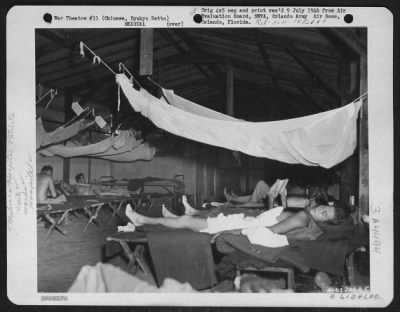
[116,74,362,169]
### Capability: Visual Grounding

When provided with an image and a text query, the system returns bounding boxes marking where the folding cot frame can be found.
[36,192,178,240]
[106,230,219,290]
[37,195,130,240]
[106,228,364,292]
[99,175,185,196]
[106,230,299,291]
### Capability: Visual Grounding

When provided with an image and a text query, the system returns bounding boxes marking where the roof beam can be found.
[286,44,346,100]
[165,29,227,95]
[210,29,342,60]
[155,29,211,79]
[295,84,334,111]
[324,28,367,58]
[37,31,138,67]
[36,29,69,47]
[256,41,280,90]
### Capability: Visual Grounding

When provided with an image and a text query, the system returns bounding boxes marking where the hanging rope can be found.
[62,107,91,128]
[43,89,58,111]
[36,89,58,118]
[351,91,368,104]
[36,88,57,105]
[119,63,142,89]
[117,84,121,112]
[80,41,117,75]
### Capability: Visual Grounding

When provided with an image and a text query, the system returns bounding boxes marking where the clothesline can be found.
[78,43,367,167]
[78,41,369,110]
[80,42,117,76]
[36,88,57,106]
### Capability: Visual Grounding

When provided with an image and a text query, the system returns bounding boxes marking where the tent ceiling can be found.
[36,27,364,121]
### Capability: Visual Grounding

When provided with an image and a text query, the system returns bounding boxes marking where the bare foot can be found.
[224,187,234,202]
[162,204,178,218]
[231,190,239,197]
[182,195,199,216]
[125,204,145,226]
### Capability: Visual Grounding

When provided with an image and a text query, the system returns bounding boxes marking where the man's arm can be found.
[267,211,308,234]
[47,177,57,197]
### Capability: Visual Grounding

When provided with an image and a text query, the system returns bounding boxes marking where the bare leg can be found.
[182,195,199,215]
[125,204,207,231]
[249,180,270,203]
[44,194,67,204]
[224,187,251,203]
[162,204,178,218]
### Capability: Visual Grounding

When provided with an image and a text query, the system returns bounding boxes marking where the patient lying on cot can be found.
[37,165,67,204]
[125,195,348,242]
[223,179,289,209]
[73,173,102,196]
[73,173,132,197]
[223,179,329,209]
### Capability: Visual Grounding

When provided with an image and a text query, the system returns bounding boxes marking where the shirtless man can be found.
[37,166,66,204]
[125,195,348,237]
[74,173,101,195]
[74,173,130,197]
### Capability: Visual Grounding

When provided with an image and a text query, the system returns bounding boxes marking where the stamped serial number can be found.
[41,295,68,301]
[327,286,370,293]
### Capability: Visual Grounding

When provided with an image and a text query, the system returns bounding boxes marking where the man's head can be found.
[40,165,53,176]
[75,173,86,184]
[309,203,349,224]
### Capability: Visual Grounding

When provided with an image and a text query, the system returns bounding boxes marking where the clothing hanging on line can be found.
[38,131,143,159]
[36,117,94,149]
[97,143,156,162]
[116,74,362,168]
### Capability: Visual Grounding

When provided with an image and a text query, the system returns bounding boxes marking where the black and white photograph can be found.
[6,5,394,307]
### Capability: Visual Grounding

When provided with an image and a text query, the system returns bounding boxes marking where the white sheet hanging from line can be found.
[116,74,362,168]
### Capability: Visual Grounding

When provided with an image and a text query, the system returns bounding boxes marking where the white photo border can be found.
[6,5,394,307]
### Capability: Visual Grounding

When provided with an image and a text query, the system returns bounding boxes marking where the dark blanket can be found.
[290,221,369,276]
[215,234,309,273]
[147,230,217,290]
[216,220,368,277]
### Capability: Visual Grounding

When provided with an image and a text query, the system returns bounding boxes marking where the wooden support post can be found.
[139,28,153,76]
[88,131,92,182]
[63,92,73,182]
[358,30,368,218]
[226,63,234,116]
[338,60,357,205]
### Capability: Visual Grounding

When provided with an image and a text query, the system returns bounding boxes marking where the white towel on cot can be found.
[242,227,289,248]
[200,207,284,234]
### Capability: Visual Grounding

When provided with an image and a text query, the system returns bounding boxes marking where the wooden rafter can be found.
[286,45,346,100]
[169,30,227,96]
[155,29,211,79]
[325,29,367,58]
[256,41,280,91]
[295,84,334,111]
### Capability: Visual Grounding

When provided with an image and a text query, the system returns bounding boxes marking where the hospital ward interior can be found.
[35,28,370,293]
